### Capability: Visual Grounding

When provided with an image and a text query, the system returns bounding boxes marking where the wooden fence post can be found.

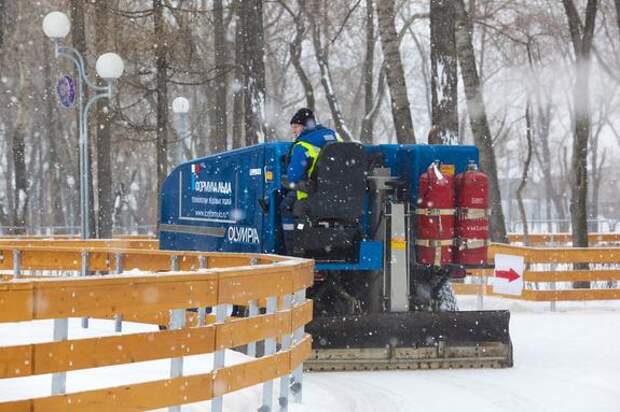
[259,296,278,412]
[12,250,20,279]
[114,252,124,332]
[168,308,186,412]
[247,299,259,357]
[278,293,293,411]
[81,251,90,328]
[198,255,208,325]
[211,303,228,412]
[51,318,68,394]
[291,289,306,403]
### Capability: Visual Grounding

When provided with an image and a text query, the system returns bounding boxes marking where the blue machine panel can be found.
[161,144,286,253]
[160,142,480,272]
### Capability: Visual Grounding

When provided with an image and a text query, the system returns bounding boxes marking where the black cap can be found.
[290,108,315,127]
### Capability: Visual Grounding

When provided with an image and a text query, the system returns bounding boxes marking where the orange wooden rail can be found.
[454,243,620,302]
[507,232,620,245]
[0,245,286,272]
[0,240,315,411]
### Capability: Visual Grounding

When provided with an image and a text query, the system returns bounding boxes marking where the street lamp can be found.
[43,11,124,242]
[172,97,191,164]
[43,12,124,362]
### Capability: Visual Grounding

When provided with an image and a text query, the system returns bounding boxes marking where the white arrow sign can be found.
[493,253,524,296]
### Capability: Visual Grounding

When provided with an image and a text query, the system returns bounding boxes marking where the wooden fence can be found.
[507,232,620,245]
[454,243,620,307]
[0,241,314,412]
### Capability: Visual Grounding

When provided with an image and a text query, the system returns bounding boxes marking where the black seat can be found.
[288,142,368,261]
[302,142,368,221]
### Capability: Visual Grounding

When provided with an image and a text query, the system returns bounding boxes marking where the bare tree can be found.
[241,0,267,145]
[95,0,113,238]
[615,0,620,42]
[430,0,458,144]
[279,0,316,112]
[71,0,95,234]
[562,0,598,258]
[517,103,533,245]
[529,47,569,233]
[309,0,353,141]
[589,100,611,232]
[232,0,245,149]
[154,0,169,219]
[376,0,415,143]
[211,0,228,153]
[43,40,65,229]
[360,0,376,144]
[454,0,507,242]
[0,0,5,50]
[12,61,28,234]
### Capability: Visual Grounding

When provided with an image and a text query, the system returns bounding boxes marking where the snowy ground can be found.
[1,298,619,412]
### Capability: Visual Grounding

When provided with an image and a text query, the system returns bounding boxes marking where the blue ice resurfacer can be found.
[160,142,512,370]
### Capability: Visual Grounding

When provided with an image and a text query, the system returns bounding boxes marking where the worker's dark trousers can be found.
[280,191,299,256]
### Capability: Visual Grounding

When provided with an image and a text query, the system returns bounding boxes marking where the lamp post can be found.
[172,96,191,164]
[43,11,124,241]
[43,12,124,346]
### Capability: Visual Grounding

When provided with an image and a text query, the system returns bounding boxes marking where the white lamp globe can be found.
[172,97,190,114]
[43,12,71,39]
[96,53,125,80]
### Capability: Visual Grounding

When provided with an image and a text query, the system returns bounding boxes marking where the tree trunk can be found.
[517,103,533,245]
[95,0,113,238]
[537,105,568,232]
[12,62,28,235]
[0,0,5,49]
[376,0,416,144]
[540,130,568,232]
[615,0,620,42]
[310,1,353,141]
[71,0,96,236]
[590,144,604,233]
[454,0,507,242]
[562,0,598,288]
[241,0,266,145]
[430,0,458,145]
[360,0,375,144]
[154,0,169,226]
[211,0,228,153]
[232,0,245,148]
[288,2,315,112]
[43,39,65,230]
[527,42,568,233]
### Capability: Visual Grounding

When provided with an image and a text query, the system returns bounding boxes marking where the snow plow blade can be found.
[305,310,512,371]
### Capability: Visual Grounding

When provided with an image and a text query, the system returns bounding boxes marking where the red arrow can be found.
[496,268,520,282]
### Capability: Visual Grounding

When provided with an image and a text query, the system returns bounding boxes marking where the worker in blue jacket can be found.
[286,108,342,200]
[281,108,341,254]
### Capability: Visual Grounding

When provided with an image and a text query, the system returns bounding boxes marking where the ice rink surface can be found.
[1,298,618,412]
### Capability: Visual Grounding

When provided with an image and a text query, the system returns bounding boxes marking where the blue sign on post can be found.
[56,74,76,108]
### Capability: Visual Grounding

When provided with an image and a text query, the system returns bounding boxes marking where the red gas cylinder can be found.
[455,162,489,265]
[415,162,455,266]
